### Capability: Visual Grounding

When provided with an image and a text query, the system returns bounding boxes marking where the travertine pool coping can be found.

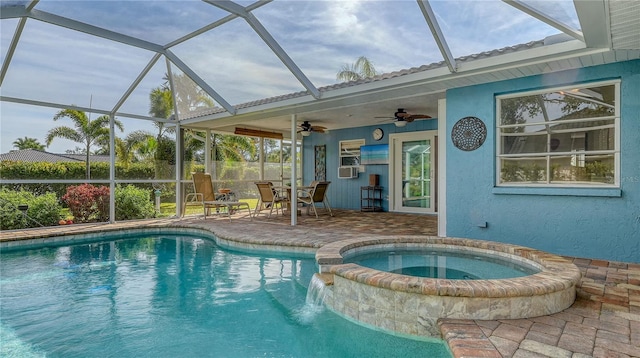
[315,236,582,336]
[316,236,582,297]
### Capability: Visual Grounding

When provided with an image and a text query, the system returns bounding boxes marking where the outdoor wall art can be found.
[314,145,326,181]
[451,116,487,151]
[360,144,389,165]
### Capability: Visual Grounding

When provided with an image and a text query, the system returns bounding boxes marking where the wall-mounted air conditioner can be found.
[338,166,359,179]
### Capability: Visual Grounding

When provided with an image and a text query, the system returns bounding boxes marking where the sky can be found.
[0,0,579,154]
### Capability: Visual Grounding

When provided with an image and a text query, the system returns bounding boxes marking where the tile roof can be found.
[181,39,546,121]
[0,149,110,163]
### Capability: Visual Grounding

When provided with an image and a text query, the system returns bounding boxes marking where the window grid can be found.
[496,80,620,187]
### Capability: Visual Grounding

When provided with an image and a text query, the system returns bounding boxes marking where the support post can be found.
[290,114,297,226]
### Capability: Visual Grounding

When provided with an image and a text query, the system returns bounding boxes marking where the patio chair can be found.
[254,182,287,218]
[183,172,252,221]
[297,181,333,218]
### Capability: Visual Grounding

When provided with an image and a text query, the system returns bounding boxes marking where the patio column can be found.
[205,129,212,174]
[290,114,297,226]
[437,98,447,237]
[175,123,182,217]
[109,113,116,224]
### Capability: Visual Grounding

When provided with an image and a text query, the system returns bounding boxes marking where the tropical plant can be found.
[336,56,377,82]
[12,136,45,151]
[148,76,255,179]
[115,130,157,169]
[170,73,215,114]
[61,184,110,223]
[45,109,124,179]
[149,84,177,179]
[211,133,256,162]
[263,138,294,163]
[149,87,175,135]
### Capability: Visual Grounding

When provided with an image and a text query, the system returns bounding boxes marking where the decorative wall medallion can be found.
[451,116,487,151]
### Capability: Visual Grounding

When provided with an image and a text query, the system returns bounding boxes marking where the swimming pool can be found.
[0,233,451,357]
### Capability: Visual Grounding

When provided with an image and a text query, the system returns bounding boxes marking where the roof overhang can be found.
[179,39,625,136]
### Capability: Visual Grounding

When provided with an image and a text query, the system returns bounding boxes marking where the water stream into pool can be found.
[0,234,451,358]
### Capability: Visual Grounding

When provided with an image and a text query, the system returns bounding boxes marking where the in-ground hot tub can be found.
[315,236,581,337]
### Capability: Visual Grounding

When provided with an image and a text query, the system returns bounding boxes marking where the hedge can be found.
[0,188,62,229]
[0,161,195,199]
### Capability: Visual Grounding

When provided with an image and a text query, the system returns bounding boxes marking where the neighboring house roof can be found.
[0,149,110,163]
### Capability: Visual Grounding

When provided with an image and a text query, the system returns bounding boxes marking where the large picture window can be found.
[496,80,619,187]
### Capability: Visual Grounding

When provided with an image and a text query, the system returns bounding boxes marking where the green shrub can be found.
[115,185,156,221]
[0,188,62,229]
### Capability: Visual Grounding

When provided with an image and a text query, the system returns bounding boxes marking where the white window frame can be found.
[339,138,365,171]
[496,80,620,188]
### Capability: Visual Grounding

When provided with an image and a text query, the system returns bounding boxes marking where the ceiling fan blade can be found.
[407,114,432,120]
[311,125,327,130]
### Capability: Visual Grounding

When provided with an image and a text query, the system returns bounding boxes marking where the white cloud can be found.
[1,0,568,154]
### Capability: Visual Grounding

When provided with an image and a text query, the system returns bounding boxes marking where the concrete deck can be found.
[1,209,638,358]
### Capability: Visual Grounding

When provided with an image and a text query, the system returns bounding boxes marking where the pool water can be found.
[346,248,539,279]
[0,235,450,358]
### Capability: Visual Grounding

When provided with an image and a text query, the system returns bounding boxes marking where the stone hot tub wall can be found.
[315,236,582,337]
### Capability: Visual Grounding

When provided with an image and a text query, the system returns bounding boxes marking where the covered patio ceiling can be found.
[1,0,639,146]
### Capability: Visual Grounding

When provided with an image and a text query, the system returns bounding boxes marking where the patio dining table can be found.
[272,185,314,215]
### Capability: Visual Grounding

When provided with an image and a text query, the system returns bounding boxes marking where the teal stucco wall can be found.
[300,59,639,262]
[302,119,438,212]
[445,60,640,262]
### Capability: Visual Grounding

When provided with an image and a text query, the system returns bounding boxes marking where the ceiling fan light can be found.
[394,120,407,127]
[301,130,311,137]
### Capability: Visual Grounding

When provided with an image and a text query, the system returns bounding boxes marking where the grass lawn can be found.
[158,199,259,217]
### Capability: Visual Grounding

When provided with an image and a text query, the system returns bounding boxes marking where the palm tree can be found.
[115,130,156,169]
[149,86,177,179]
[149,87,175,137]
[12,137,45,151]
[336,56,377,82]
[46,109,124,179]
[211,133,256,162]
[148,75,257,180]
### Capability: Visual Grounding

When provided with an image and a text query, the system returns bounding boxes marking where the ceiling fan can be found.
[376,108,432,127]
[297,121,327,136]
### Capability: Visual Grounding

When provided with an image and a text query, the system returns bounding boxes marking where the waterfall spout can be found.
[306,273,329,306]
[294,273,333,325]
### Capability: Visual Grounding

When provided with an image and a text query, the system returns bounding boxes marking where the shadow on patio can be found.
[175,209,438,250]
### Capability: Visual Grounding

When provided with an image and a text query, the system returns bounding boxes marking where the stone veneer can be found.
[315,236,582,337]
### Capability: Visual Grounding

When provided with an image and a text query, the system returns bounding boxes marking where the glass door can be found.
[391,131,436,213]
